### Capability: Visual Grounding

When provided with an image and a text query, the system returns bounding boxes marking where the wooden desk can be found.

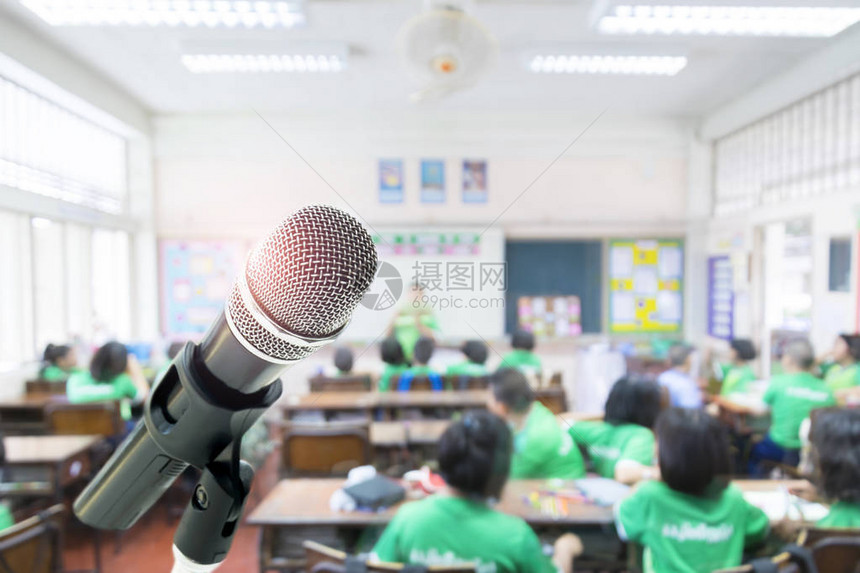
[370,420,450,447]
[0,393,66,435]
[1,435,102,499]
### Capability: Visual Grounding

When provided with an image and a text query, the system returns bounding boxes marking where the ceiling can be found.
[0,0,853,117]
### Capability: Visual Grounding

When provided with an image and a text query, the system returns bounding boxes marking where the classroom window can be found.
[828,237,852,293]
[92,228,132,342]
[0,210,33,369]
[713,72,860,216]
[0,74,127,214]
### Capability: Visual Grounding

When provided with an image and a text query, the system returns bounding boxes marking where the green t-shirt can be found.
[616,481,769,573]
[763,372,836,449]
[0,504,12,531]
[720,364,756,396]
[40,365,77,382]
[446,361,489,377]
[67,371,138,420]
[378,364,409,392]
[570,421,654,479]
[393,312,440,362]
[501,350,542,374]
[512,402,585,480]
[817,501,860,528]
[823,362,860,392]
[372,495,556,573]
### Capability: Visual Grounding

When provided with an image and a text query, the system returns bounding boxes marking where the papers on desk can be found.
[743,490,828,522]
[574,478,631,507]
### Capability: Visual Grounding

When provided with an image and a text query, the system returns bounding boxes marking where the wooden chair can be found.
[404,377,438,392]
[545,371,563,387]
[309,375,372,393]
[810,536,860,573]
[44,401,124,437]
[536,388,567,415]
[711,553,797,573]
[801,526,860,547]
[0,504,64,573]
[303,540,476,572]
[444,375,489,391]
[280,424,371,477]
[24,381,66,395]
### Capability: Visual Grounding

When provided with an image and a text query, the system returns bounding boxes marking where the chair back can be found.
[810,536,860,573]
[0,505,64,573]
[309,375,372,393]
[711,553,797,573]
[801,527,860,548]
[303,541,476,572]
[45,401,123,436]
[446,376,489,391]
[545,371,563,387]
[536,389,567,415]
[407,377,435,392]
[24,381,66,395]
[281,424,370,476]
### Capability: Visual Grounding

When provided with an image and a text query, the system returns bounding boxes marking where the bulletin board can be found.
[609,239,684,334]
[159,240,245,338]
[517,296,582,338]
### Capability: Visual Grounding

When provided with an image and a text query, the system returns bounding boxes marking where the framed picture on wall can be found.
[420,159,446,203]
[378,159,404,204]
[462,159,488,204]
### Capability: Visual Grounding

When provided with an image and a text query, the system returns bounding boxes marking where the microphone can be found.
[73,205,378,534]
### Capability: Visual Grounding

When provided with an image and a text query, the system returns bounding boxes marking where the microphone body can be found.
[74,205,378,531]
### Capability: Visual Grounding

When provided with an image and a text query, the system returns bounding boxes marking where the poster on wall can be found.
[160,240,244,338]
[372,232,481,257]
[462,159,488,204]
[420,159,446,203]
[378,159,404,204]
[608,239,684,334]
[707,255,734,340]
[518,296,581,338]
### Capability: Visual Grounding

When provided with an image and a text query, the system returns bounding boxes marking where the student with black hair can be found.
[809,408,860,527]
[333,346,354,375]
[749,339,836,476]
[397,336,443,391]
[570,377,662,484]
[501,329,542,374]
[67,341,150,420]
[377,337,409,392]
[40,343,80,381]
[446,340,489,377]
[616,408,769,573]
[718,338,758,396]
[372,411,582,572]
[488,368,584,479]
[820,333,860,393]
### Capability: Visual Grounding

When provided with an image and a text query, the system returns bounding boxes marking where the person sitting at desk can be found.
[501,329,542,375]
[397,336,443,392]
[749,339,836,476]
[389,286,441,363]
[570,377,662,484]
[377,337,409,392]
[488,368,584,480]
[371,411,582,573]
[446,339,489,378]
[718,338,758,396]
[658,343,703,409]
[809,407,860,528]
[819,333,860,393]
[616,408,769,573]
[39,343,79,381]
[67,341,150,421]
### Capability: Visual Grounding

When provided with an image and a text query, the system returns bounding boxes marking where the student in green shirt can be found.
[718,339,758,396]
[488,368,584,480]
[389,286,441,363]
[39,343,80,381]
[67,341,150,421]
[809,408,860,528]
[571,377,662,484]
[377,337,409,392]
[819,333,860,393]
[749,339,836,476]
[446,340,489,387]
[397,336,444,391]
[616,408,769,573]
[0,503,12,532]
[372,411,582,573]
[501,330,542,375]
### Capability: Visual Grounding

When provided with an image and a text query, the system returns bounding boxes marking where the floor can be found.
[63,445,281,573]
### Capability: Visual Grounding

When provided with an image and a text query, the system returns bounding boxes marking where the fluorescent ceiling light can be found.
[529,55,687,75]
[181,54,345,73]
[596,4,860,37]
[20,0,305,28]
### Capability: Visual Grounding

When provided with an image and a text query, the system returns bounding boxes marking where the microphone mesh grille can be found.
[227,205,378,358]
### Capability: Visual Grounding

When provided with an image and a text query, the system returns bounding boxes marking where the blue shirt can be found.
[658,369,702,409]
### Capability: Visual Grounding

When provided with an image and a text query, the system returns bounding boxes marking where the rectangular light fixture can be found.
[181,53,345,73]
[529,54,687,75]
[20,0,305,28]
[594,3,860,37]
